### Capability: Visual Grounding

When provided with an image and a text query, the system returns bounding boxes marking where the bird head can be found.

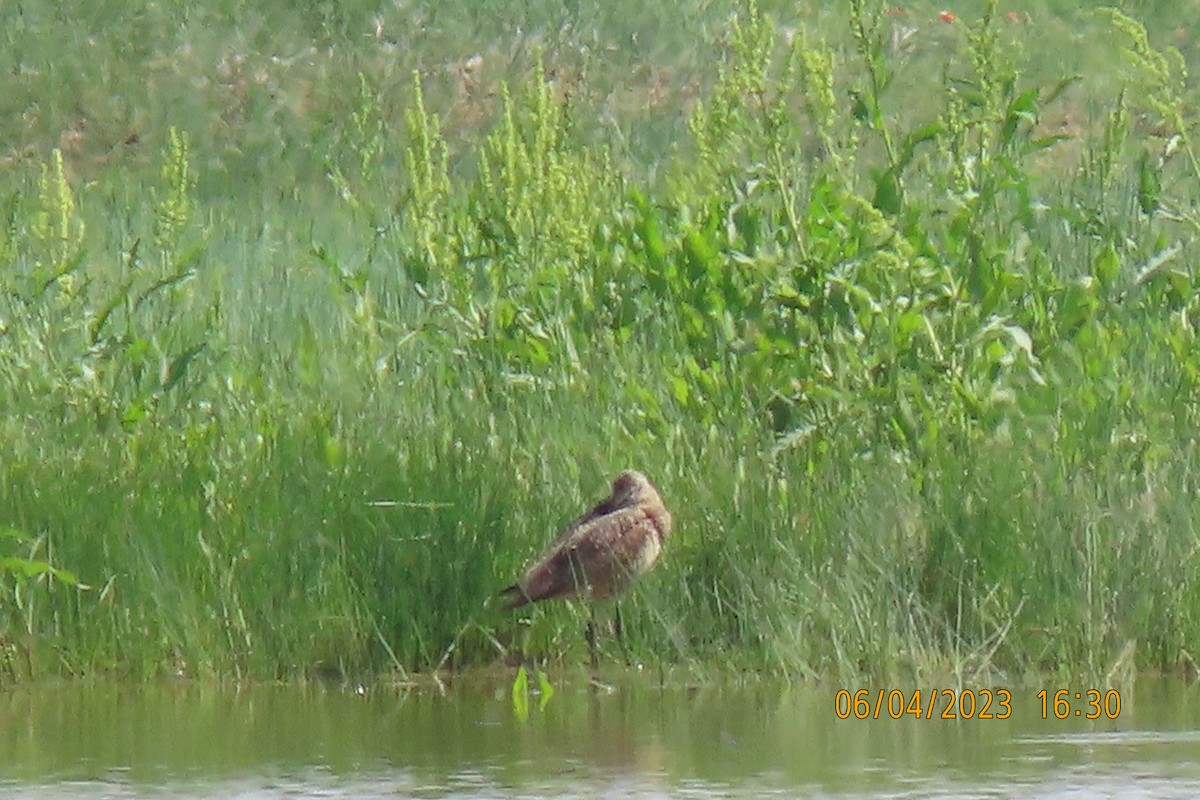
[610,470,658,508]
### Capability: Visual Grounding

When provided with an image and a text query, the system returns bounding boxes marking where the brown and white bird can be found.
[500,470,673,608]
[499,470,672,661]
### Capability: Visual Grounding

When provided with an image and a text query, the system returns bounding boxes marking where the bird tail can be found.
[498,584,531,610]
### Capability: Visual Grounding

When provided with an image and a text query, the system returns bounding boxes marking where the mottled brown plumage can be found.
[499,470,672,610]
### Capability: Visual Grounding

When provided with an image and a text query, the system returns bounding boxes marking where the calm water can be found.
[4,674,1200,798]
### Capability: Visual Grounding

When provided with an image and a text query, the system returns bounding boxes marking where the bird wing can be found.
[536,488,627,557]
[520,505,659,603]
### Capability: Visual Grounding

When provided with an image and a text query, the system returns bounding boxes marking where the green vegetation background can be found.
[2,0,1199,684]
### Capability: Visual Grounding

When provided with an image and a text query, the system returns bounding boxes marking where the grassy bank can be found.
[2,0,1199,684]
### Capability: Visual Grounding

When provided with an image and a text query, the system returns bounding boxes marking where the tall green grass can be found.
[2,0,1199,684]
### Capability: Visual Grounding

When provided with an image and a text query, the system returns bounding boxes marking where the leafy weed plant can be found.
[0,1,1198,684]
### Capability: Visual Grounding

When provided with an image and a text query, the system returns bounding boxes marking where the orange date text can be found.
[834,688,1012,720]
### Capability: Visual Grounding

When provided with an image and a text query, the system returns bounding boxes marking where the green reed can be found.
[1,0,1198,685]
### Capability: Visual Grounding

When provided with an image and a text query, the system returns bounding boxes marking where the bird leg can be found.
[614,602,629,666]
[586,605,598,670]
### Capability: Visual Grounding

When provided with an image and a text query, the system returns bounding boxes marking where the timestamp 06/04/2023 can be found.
[833,689,1123,720]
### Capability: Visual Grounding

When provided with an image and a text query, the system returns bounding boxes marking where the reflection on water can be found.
[3,674,1200,798]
